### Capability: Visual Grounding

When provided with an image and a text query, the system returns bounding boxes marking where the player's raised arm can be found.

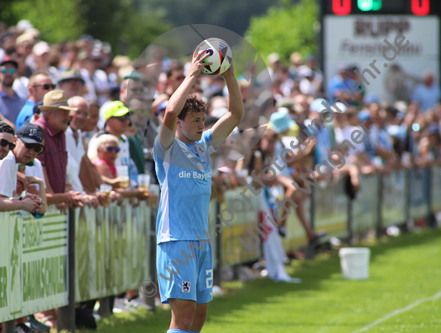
[211,64,244,149]
[159,49,212,150]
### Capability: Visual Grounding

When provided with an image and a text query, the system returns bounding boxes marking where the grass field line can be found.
[353,289,441,332]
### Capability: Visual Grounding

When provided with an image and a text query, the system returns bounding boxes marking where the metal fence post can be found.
[143,207,157,311]
[3,320,15,333]
[305,187,316,260]
[57,208,76,332]
[376,174,384,238]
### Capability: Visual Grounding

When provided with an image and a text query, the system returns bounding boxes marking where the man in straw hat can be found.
[34,90,83,210]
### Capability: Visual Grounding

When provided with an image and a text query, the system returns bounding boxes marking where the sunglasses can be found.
[0,67,16,74]
[23,142,44,153]
[0,139,15,150]
[113,114,131,121]
[106,146,120,153]
[130,88,143,93]
[33,83,56,90]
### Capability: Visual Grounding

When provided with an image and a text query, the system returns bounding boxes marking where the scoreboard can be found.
[326,0,440,16]
[319,0,441,102]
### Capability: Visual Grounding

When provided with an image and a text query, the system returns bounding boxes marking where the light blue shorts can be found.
[157,240,213,304]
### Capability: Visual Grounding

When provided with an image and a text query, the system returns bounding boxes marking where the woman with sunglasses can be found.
[93,134,124,186]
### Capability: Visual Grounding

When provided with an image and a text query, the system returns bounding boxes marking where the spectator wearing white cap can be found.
[31,41,60,83]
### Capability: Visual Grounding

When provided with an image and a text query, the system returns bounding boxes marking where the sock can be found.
[167,330,187,333]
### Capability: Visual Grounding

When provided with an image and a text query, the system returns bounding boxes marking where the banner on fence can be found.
[409,168,430,219]
[75,200,151,302]
[0,207,68,322]
[314,177,349,238]
[382,169,407,227]
[352,174,380,233]
[431,166,441,213]
[220,188,261,266]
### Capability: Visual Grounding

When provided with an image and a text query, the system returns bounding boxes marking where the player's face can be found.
[179,111,206,143]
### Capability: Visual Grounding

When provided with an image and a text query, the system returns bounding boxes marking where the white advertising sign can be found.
[0,208,68,322]
[324,15,439,102]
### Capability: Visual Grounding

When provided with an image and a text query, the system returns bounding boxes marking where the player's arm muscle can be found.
[211,64,243,149]
[159,49,212,150]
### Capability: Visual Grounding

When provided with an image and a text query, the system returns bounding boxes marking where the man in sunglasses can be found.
[16,72,54,129]
[0,57,26,125]
[34,90,83,210]
[0,121,44,213]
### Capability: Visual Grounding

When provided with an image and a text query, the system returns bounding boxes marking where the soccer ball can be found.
[197,38,233,75]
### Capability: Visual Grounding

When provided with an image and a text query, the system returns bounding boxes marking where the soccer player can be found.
[153,49,243,333]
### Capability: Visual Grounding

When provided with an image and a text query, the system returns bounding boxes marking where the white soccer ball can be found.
[197,37,233,76]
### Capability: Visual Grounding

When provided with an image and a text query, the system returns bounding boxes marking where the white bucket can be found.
[339,247,371,280]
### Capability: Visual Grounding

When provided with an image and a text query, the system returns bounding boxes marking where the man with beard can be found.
[0,57,26,125]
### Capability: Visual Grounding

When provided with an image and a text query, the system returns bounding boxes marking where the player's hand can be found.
[220,63,234,78]
[188,48,213,78]
[20,197,39,213]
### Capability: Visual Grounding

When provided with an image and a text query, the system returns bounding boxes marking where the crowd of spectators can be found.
[1,18,441,332]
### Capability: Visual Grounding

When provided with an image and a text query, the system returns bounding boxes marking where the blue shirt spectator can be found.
[15,72,54,129]
[411,72,440,112]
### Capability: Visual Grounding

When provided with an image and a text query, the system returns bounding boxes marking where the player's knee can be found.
[192,310,207,329]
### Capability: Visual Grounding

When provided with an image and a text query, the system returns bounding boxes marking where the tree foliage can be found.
[143,0,275,36]
[1,0,170,60]
[246,0,318,63]
[8,0,85,43]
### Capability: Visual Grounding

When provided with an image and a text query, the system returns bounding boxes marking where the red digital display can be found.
[333,0,352,15]
[411,0,430,16]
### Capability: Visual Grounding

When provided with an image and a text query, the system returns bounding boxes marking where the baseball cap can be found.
[0,57,18,68]
[33,41,50,57]
[122,71,142,81]
[358,110,371,122]
[16,123,45,151]
[58,68,85,85]
[104,101,131,121]
[269,111,296,134]
[309,98,329,113]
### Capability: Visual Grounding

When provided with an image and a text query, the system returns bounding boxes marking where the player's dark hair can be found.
[0,121,14,135]
[178,95,207,120]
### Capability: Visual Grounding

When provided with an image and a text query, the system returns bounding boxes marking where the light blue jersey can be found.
[153,129,217,244]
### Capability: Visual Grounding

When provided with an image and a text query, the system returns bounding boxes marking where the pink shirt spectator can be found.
[93,158,116,178]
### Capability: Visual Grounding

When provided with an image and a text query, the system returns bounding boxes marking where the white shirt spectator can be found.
[80,68,98,103]
[335,126,365,156]
[92,69,110,106]
[0,151,18,197]
[66,126,85,193]
[25,158,46,191]
[13,76,29,100]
